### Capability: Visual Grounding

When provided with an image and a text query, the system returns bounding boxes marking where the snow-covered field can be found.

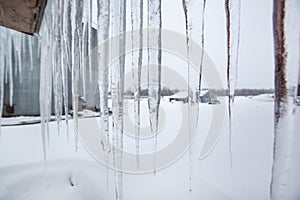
[0,96,275,200]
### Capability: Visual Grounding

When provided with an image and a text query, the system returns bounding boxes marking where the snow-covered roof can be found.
[199,90,209,96]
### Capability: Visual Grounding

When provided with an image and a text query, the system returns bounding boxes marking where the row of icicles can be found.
[0,0,298,200]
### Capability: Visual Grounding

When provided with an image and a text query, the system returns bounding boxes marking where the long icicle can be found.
[147,0,162,175]
[97,0,111,158]
[117,0,126,197]
[6,31,14,107]
[39,7,53,160]
[71,0,83,151]
[98,0,111,192]
[62,0,73,141]
[198,0,206,94]
[181,0,191,191]
[182,0,206,191]
[0,29,4,138]
[131,0,143,168]
[271,0,300,199]
[225,0,241,168]
[81,0,92,101]
[111,0,126,199]
[88,0,93,82]
[52,0,63,135]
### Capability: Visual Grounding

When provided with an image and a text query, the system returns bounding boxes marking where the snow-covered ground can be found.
[0,95,275,200]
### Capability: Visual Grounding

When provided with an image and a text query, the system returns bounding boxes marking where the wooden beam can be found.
[0,0,47,35]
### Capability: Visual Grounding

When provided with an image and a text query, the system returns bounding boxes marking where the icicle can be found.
[21,35,26,74]
[71,0,83,150]
[62,0,73,140]
[39,24,50,160]
[12,32,22,81]
[182,0,192,191]
[20,34,26,81]
[182,0,206,191]
[147,0,162,174]
[88,0,93,83]
[81,0,90,101]
[63,0,72,71]
[52,0,63,135]
[198,1,206,94]
[111,0,126,199]
[131,0,143,168]
[4,42,9,85]
[0,29,5,138]
[37,35,41,61]
[27,37,34,71]
[39,1,55,159]
[225,0,241,168]
[97,0,111,193]
[5,31,14,107]
[98,0,111,153]
[271,0,300,199]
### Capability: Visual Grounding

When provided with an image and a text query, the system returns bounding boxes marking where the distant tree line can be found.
[210,88,274,96]
[123,87,178,97]
[121,88,274,97]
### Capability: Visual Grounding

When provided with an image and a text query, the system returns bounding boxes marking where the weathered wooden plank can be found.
[0,0,46,34]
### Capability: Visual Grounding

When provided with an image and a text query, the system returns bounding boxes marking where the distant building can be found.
[198,90,220,104]
[167,90,220,104]
[168,91,189,103]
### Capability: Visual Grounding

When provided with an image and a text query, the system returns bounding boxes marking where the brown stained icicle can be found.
[271,0,288,199]
[273,0,287,124]
[225,0,231,93]
[225,0,232,168]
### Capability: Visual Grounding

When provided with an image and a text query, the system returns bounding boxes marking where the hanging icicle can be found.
[81,0,90,101]
[0,0,95,157]
[71,0,83,151]
[53,0,64,135]
[0,28,4,138]
[111,0,127,199]
[98,0,111,193]
[182,0,206,191]
[6,30,14,107]
[88,0,93,83]
[131,0,143,168]
[271,0,300,199]
[39,6,53,159]
[147,0,162,174]
[62,0,73,141]
[97,0,111,155]
[198,1,206,94]
[225,0,241,167]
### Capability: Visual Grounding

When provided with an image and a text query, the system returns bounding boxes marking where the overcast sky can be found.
[162,0,274,89]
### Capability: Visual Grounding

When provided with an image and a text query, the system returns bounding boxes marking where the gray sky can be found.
[162,0,274,89]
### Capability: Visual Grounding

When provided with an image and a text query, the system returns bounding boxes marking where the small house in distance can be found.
[167,90,220,104]
[168,91,189,103]
[199,90,220,104]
